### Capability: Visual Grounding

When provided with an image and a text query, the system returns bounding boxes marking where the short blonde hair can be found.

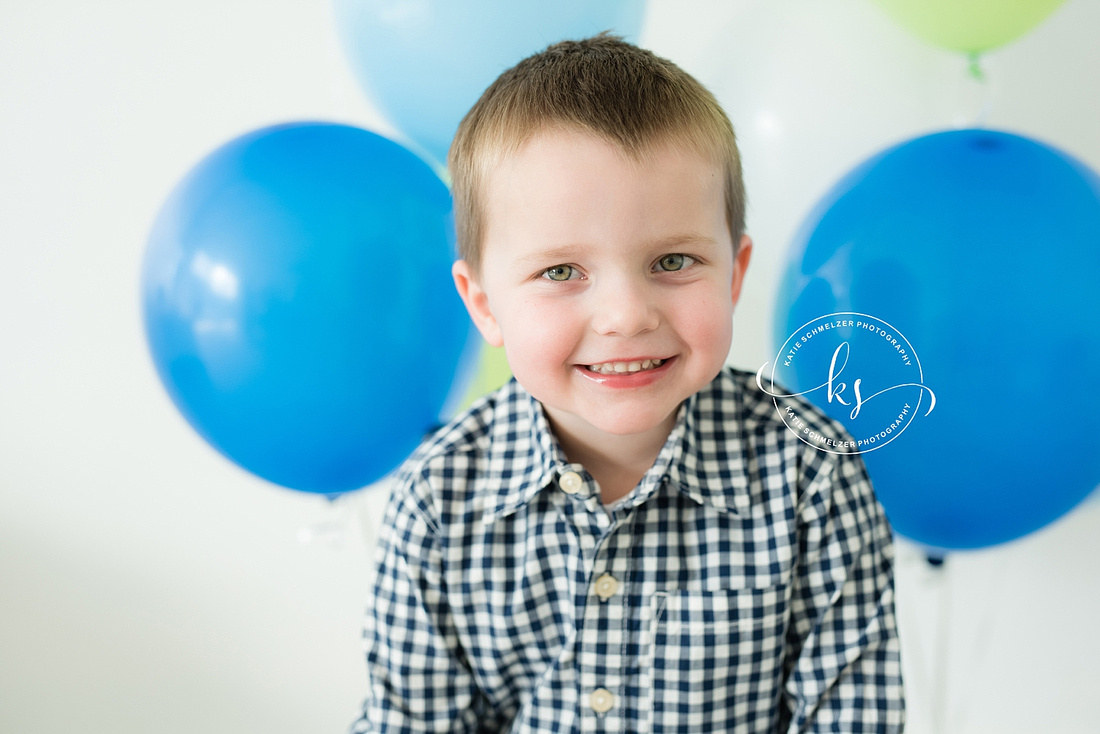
[448,32,746,274]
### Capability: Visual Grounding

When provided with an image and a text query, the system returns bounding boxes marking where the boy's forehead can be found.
[481,126,722,214]
[490,125,716,175]
[478,127,729,270]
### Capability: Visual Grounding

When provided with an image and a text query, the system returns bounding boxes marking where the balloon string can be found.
[929,554,950,734]
[966,52,994,128]
[324,1,354,123]
[953,552,1007,732]
[900,552,931,730]
[355,478,395,556]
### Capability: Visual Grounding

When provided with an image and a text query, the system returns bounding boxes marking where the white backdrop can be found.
[2,1,1098,732]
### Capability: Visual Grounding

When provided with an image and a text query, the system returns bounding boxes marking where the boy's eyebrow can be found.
[646,233,720,250]
[517,244,587,265]
[518,233,719,265]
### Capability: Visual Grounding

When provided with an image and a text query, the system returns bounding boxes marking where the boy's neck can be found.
[545,409,677,505]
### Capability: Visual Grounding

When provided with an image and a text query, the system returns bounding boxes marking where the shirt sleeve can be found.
[350,469,501,734]
[780,448,906,733]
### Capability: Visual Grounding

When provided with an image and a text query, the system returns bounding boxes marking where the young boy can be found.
[352,33,904,733]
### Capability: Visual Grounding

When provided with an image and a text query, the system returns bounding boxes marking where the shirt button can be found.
[594,573,619,601]
[559,471,582,494]
[590,687,615,713]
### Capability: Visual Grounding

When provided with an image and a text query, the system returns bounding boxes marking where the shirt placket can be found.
[558,469,636,734]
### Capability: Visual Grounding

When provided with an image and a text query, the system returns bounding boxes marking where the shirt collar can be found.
[665,369,752,515]
[476,381,569,523]
[477,369,751,522]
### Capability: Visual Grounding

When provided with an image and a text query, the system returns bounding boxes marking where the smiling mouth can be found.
[584,358,665,375]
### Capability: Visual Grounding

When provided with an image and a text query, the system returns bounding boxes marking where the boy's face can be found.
[453,128,752,454]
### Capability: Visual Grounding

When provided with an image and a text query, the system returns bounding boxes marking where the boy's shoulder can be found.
[387,377,546,522]
[711,366,852,448]
[403,377,532,470]
[693,368,878,532]
[682,366,862,494]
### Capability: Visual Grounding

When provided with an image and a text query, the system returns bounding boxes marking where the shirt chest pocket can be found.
[646,584,790,732]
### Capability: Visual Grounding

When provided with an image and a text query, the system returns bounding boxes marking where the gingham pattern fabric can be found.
[351,367,904,733]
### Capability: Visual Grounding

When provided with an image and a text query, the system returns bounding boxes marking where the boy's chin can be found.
[540,402,683,465]
[577,408,681,442]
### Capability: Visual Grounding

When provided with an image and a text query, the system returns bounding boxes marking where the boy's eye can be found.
[543,265,577,281]
[656,253,694,272]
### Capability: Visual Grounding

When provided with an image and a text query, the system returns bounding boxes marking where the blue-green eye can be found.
[656,253,693,271]
[543,265,576,281]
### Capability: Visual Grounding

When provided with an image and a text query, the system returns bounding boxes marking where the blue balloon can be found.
[774,129,1100,549]
[332,0,647,166]
[142,122,473,495]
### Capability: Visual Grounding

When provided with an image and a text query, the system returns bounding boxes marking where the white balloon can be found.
[643,0,1082,369]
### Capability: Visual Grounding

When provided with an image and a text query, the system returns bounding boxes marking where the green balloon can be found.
[872,0,1067,54]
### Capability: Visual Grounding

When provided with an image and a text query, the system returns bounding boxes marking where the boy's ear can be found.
[731,234,753,306]
[452,260,504,347]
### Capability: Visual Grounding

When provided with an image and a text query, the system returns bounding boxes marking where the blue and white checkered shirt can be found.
[352,367,904,733]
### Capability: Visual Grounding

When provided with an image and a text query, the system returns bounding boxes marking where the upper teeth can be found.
[587,358,664,375]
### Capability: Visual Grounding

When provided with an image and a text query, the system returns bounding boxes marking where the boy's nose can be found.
[589,277,659,337]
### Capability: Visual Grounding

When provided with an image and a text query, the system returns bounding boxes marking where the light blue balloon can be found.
[142,122,473,495]
[775,129,1100,549]
[333,0,648,166]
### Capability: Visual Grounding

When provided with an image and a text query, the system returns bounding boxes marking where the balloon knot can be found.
[967,52,986,82]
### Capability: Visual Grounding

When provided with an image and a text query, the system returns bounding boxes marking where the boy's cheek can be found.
[503,325,576,380]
